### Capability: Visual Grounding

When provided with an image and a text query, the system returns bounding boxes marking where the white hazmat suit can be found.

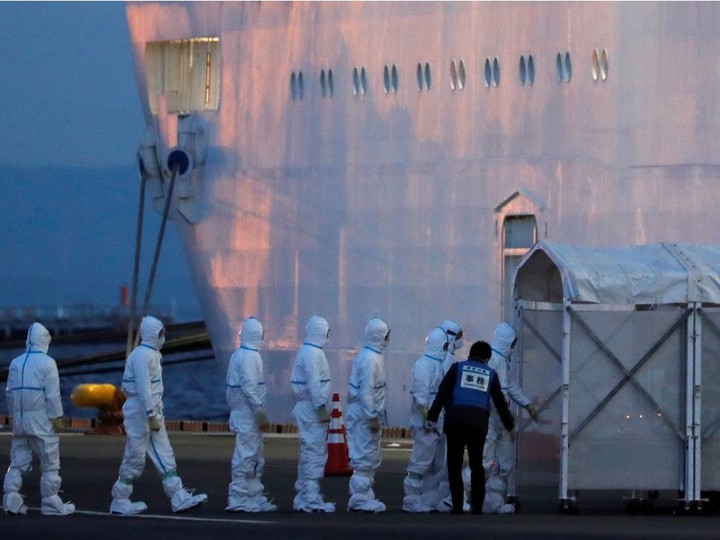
[226,317,276,512]
[3,322,75,516]
[346,317,390,513]
[290,315,335,512]
[439,320,464,374]
[110,316,208,515]
[433,319,467,512]
[482,322,538,514]
[402,326,448,512]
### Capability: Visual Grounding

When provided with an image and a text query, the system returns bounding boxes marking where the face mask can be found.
[454,338,464,352]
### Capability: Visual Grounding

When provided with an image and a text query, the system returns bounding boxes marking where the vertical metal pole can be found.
[686,303,702,504]
[560,300,572,502]
[508,304,524,498]
[134,163,179,348]
[126,175,147,357]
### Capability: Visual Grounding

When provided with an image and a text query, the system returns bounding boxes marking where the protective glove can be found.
[420,406,429,422]
[148,415,162,432]
[525,404,539,423]
[423,420,438,434]
[255,409,270,430]
[51,417,65,433]
[316,405,331,423]
[368,416,381,432]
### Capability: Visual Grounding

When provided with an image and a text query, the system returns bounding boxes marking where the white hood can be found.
[140,315,165,350]
[439,319,464,352]
[424,326,448,359]
[240,316,264,350]
[304,315,330,348]
[364,317,390,352]
[491,322,517,360]
[26,322,51,354]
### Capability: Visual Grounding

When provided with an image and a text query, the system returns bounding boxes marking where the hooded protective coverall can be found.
[110,316,207,515]
[482,322,537,514]
[3,322,75,516]
[290,315,335,512]
[439,320,464,375]
[402,326,449,512]
[346,317,390,513]
[432,319,467,512]
[226,317,276,512]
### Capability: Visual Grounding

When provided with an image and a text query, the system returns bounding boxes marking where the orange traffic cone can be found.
[324,392,353,476]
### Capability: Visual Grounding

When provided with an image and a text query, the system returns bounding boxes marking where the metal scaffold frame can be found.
[511,241,720,514]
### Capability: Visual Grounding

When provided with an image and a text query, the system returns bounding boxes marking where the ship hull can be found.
[126,1,720,425]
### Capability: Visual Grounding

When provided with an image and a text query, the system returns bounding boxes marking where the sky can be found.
[0,2,143,168]
[0,2,200,321]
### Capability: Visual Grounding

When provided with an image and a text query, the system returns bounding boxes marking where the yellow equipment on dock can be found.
[70,384,126,435]
[71,383,126,411]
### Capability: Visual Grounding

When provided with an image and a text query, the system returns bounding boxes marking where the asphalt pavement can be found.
[0,428,718,540]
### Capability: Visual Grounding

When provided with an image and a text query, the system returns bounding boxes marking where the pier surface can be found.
[0,430,718,539]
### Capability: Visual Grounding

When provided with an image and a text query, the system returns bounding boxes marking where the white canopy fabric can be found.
[514,241,720,305]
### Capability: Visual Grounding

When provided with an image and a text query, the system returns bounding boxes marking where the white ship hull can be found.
[126,1,720,425]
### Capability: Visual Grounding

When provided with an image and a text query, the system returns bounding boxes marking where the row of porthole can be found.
[289,48,609,99]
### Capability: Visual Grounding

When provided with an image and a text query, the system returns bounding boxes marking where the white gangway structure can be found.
[512,241,720,513]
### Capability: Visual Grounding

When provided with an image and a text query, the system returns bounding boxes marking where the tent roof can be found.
[514,241,720,305]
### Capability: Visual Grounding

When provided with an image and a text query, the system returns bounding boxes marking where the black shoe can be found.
[449,507,464,515]
[471,509,483,515]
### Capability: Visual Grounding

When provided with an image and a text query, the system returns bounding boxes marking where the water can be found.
[0,343,230,422]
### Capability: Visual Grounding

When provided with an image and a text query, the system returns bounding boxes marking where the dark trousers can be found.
[445,422,489,512]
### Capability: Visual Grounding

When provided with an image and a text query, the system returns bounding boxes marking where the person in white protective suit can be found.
[482,322,538,514]
[439,320,464,375]
[402,326,449,512]
[346,317,390,513]
[432,319,467,513]
[226,317,276,512]
[2,322,75,516]
[290,315,335,512]
[110,316,208,515]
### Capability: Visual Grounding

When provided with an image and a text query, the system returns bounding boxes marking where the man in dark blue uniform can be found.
[426,341,515,514]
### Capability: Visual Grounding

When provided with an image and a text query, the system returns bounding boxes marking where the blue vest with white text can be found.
[451,360,495,410]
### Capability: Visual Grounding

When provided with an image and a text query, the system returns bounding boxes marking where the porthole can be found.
[556,53,563,83]
[328,69,334,96]
[458,59,466,90]
[564,52,572,83]
[417,63,424,91]
[424,62,432,90]
[298,71,304,98]
[360,66,367,95]
[391,64,398,94]
[557,51,572,83]
[484,58,492,88]
[384,65,391,94]
[592,49,599,81]
[450,60,457,90]
[290,72,297,100]
[321,69,327,97]
[600,48,608,80]
[528,54,535,85]
[519,56,526,86]
[492,57,500,87]
[353,67,359,96]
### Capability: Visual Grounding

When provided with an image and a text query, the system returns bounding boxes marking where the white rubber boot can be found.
[3,492,28,515]
[110,499,148,515]
[171,489,208,512]
[41,494,75,516]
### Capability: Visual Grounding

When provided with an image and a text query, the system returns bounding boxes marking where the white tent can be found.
[512,241,720,513]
